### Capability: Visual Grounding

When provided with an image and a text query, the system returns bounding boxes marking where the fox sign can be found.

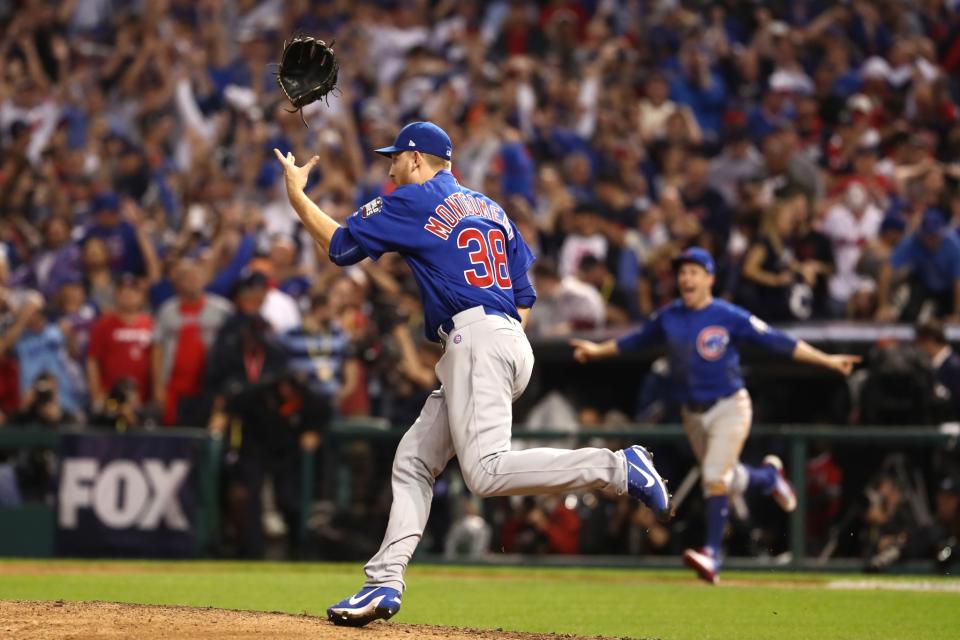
[56,433,205,557]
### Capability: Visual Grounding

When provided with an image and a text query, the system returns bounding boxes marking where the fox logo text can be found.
[58,458,191,530]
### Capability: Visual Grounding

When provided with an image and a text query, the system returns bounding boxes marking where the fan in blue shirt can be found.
[572,247,860,584]
[878,208,960,321]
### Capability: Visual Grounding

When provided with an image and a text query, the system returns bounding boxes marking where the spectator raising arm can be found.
[875,260,897,321]
[0,290,43,355]
[123,199,161,286]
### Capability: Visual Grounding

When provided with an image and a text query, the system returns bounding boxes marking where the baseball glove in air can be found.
[276,36,339,113]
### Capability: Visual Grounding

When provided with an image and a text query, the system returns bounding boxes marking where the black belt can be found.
[684,397,722,413]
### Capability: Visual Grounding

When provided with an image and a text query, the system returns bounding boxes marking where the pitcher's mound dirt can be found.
[0,600,630,639]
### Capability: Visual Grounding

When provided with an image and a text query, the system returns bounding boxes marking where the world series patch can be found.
[360,197,383,218]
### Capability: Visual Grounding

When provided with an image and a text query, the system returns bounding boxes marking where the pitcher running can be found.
[274,121,671,625]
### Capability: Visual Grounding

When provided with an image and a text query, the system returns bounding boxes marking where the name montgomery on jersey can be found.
[422,191,514,241]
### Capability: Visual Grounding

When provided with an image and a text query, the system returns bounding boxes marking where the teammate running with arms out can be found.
[571,248,860,584]
[274,121,671,626]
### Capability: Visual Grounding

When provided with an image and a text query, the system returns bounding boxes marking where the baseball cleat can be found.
[622,445,672,521]
[683,547,719,585]
[327,586,402,627]
[763,454,797,513]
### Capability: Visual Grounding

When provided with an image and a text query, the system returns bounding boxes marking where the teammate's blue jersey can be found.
[616,299,797,405]
[345,170,536,342]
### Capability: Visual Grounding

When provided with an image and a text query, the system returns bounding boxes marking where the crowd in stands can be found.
[1,0,960,566]
[3,0,960,423]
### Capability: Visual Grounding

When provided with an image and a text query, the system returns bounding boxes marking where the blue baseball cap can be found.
[374,121,452,160]
[672,247,715,274]
[91,192,120,214]
[920,208,946,236]
[879,215,906,234]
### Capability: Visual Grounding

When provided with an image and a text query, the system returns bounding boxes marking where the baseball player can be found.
[571,247,860,584]
[274,121,670,626]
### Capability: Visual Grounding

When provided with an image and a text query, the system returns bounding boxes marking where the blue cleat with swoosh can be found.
[327,586,402,627]
[622,445,672,521]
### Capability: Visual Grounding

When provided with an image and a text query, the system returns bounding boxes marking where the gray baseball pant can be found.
[682,389,753,494]
[363,306,627,591]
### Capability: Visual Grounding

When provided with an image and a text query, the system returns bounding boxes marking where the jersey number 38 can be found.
[457,228,511,289]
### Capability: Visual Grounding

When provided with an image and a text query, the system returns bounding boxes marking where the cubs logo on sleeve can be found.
[359,197,383,218]
[697,326,730,361]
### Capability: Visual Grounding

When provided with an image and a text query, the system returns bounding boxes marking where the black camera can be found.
[33,378,55,405]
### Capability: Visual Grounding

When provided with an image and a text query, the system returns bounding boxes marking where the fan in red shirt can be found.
[501,496,582,555]
[86,274,153,411]
[806,446,843,552]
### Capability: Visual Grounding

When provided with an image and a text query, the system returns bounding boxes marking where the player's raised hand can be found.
[570,338,609,363]
[273,148,319,193]
[826,354,861,376]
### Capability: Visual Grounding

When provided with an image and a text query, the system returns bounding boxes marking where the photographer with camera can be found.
[14,372,72,426]
[9,373,71,502]
[88,378,143,432]
[206,272,329,558]
[929,477,960,574]
[501,495,582,556]
[862,474,917,572]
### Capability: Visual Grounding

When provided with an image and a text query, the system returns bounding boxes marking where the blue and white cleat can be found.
[622,445,672,521]
[326,586,402,627]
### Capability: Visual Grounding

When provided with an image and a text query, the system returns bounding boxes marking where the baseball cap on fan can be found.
[672,247,715,274]
[920,208,947,237]
[374,121,452,160]
[91,192,121,214]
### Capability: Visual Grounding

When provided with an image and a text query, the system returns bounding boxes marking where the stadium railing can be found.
[2,422,957,567]
[322,421,960,567]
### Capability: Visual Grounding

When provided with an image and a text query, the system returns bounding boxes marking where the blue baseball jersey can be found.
[344,170,537,342]
[615,299,798,405]
[890,233,960,293]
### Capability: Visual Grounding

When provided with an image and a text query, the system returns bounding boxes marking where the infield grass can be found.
[0,560,957,639]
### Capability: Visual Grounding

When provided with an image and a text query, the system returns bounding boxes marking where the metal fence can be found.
[2,422,957,565]
[322,422,960,566]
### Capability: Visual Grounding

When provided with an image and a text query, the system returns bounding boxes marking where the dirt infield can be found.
[0,601,629,640]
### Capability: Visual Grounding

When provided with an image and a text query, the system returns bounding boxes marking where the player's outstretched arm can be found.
[792,340,861,376]
[274,149,342,253]
[571,313,664,362]
[570,338,620,363]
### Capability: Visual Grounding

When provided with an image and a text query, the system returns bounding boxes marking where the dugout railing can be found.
[2,422,957,566]
[321,422,960,568]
